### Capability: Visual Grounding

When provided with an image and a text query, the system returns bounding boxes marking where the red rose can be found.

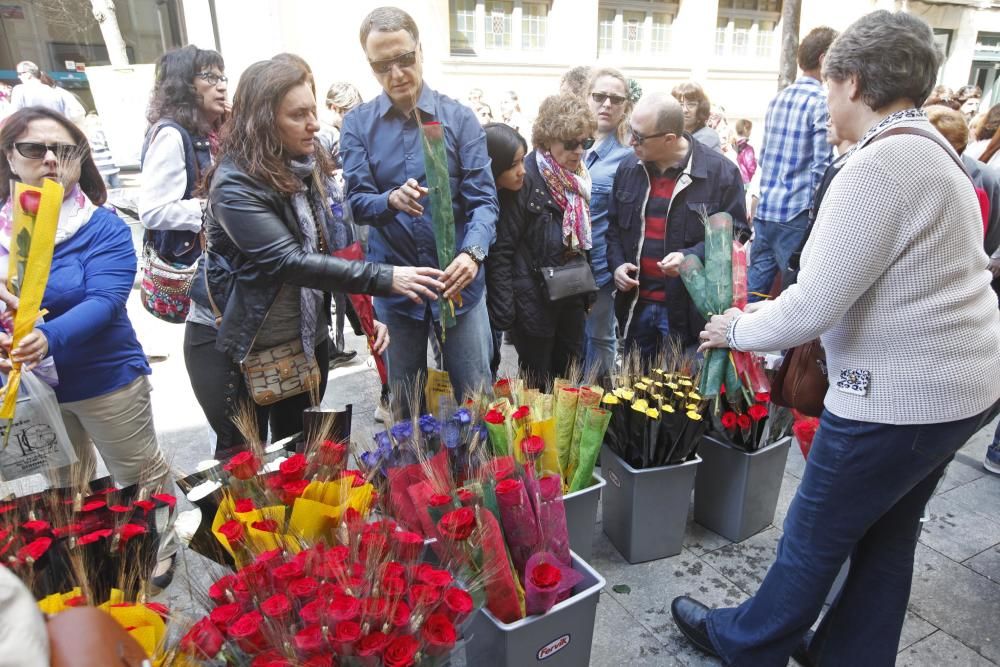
[18,190,41,216]
[118,524,147,543]
[529,562,562,590]
[721,411,738,430]
[381,561,405,581]
[302,656,335,667]
[300,599,325,625]
[538,475,561,502]
[382,634,420,667]
[495,477,522,497]
[484,409,505,425]
[342,507,362,527]
[362,597,389,626]
[272,559,304,585]
[81,499,106,512]
[436,507,475,541]
[330,620,361,655]
[360,531,389,562]
[241,562,269,590]
[490,456,516,480]
[208,575,236,603]
[754,392,771,403]
[328,594,360,622]
[381,576,406,598]
[254,548,283,568]
[418,567,453,589]
[133,500,156,513]
[293,624,325,656]
[224,451,259,480]
[250,652,292,667]
[152,493,176,509]
[52,523,84,538]
[228,610,266,653]
[218,520,245,545]
[108,505,131,514]
[428,493,453,508]
[391,601,411,629]
[317,440,347,467]
[289,576,319,600]
[357,631,391,659]
[234,498,255,513]
[77,529,112,546]
[737,413,753,430]
[250,519,280,533]
[520,435,545,458]
[456,488,475,505]
[512,405,530,421]
[421,612,457,656]
[17,536,51,562]
[260,593,292,620]
[392,531,424,562]
[281,478,311,504]
[443,587,474,623]
[408,584,441,610]
[210,602,242,628]
[279,453,308,482]
[21,520,51,533]
[180,617,225,657]
[747,403,769,422]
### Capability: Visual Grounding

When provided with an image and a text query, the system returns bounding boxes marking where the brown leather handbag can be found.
[770,339,827,417]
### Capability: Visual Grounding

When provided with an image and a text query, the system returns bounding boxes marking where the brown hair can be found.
[797,26,838,71]
[981,126,1000,165]
[203,59,333,196]
[924,105,969,154]
[0,107,106,206]
[671,81,710,131]
[976,104,1000,142]
[588,66,633,144]
[531,94,597,152]
[735,118,753,138]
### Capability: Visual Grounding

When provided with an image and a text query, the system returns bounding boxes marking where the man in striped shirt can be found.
[747,27,837,300]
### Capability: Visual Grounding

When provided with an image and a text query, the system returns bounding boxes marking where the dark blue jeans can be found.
[707,403,999,666]
[623,300,671,366]
[747,209,810,301]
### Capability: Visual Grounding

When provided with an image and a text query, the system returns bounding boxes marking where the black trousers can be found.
[512,300,585,391]
[183,322,330,458]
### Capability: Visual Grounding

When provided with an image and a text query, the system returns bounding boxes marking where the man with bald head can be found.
[606,92,748,360]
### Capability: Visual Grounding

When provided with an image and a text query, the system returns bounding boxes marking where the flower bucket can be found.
[562,472,606,563]
[600,447,700,563]
[463,551,605,667]
[693,435,791,543]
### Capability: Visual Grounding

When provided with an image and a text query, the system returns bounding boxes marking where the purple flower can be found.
[390,420,413,443]
[419,414,441,437]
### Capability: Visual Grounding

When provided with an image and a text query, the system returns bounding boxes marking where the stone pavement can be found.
[18,196,998,666]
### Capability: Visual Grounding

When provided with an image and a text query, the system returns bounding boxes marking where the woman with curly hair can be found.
[671,80,721,152]
[139,45,226,269]
[487,93,597,389]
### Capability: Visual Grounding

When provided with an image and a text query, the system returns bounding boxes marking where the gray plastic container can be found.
[693,435,791,543]
[562,472,606,562]
[463,551,605,667]
[600,447,701,563]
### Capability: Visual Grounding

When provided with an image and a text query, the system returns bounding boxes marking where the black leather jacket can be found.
[201,157,394,362]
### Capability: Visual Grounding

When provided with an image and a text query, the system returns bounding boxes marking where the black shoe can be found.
[670,596,719,658]
[328,349,357,370]
[792,630,816,667]
[150,553,176,592]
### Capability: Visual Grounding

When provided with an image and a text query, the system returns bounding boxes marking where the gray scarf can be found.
[288,156,331,362]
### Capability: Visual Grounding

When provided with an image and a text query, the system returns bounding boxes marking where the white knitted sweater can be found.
[731,114,1000,424]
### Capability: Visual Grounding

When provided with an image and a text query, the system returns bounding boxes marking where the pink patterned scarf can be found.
[535,150,592,251]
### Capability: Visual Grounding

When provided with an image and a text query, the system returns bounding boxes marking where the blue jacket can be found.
[586,135,634,287]
[341,84,498,321]
[36,207,150,403]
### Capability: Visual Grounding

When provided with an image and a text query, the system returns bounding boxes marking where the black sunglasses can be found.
[196,71,228,86]
[561,137,595,151]
[629,126,671,145]
[14,142,80,160]
[591,92,627,106]
[369,50,418,75]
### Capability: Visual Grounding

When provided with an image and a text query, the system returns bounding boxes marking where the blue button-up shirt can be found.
[586,134,634,287]
[341,84,499,320]
[757,76,832,223]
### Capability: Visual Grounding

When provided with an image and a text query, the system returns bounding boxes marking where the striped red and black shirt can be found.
[638,169,678,303]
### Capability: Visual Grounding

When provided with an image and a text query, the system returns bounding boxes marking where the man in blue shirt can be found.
[747,27,837,300]
[342,6,498,410]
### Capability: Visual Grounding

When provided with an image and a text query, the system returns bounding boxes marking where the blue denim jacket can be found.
[341,84,498,320]
[586,135,634,287]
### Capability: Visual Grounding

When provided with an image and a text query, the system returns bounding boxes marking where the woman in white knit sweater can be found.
[671,11,1000,667]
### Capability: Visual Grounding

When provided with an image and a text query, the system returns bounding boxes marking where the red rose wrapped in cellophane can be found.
[387,449,452,534]
[523,551,582,616]
[494,476,541,576]
[536,474,571,565]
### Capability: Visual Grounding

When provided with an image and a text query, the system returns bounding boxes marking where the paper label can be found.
[537,634,570,660]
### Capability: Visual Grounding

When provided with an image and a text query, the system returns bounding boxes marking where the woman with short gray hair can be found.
[671,11,1000,665]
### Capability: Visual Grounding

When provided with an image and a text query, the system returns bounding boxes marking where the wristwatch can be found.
[460,245,486,265]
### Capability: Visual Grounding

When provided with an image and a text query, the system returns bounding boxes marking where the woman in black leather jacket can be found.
[487,94,597,390]
[184,59,444,455]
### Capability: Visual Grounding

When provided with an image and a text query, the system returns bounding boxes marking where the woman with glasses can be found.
[0,107,174,585]
[671,81,722,153]
[139,45,227,271]
[583,68,636,382]
[487,93,597,389]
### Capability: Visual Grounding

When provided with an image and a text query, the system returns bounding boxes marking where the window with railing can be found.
[715,0,781,61]
[597,1,677,58]
[449,0,550,55]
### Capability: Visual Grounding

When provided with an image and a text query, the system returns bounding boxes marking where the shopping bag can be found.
[0,370,76,480]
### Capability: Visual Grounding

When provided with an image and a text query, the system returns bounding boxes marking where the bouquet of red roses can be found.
[711,388,792,453]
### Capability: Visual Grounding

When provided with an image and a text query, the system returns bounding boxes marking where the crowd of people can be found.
[0,5,998,665]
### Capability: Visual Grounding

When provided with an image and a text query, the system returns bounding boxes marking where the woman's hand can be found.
[697,307,743,353]
[370,319,390,355]
[390,266,447,304]
[0,282,18,332]
[0,329,48,372]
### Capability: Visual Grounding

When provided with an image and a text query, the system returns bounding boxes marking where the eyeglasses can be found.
[14,142,80,160]
[591,92,627,106]
[196,71,228,86]
[629,126,671,145]
[561,137,595,151]
[369,50,418,75]
[679,100,700,111]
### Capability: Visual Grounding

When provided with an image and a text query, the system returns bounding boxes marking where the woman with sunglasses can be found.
[583,68,636,383]
[0,107,174,583]
[139,45,227,271]
[487,93,597,390]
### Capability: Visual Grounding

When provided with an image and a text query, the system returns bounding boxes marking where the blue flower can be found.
[453,408,472,425]
[419,414,440,436]
[390,421,413,442]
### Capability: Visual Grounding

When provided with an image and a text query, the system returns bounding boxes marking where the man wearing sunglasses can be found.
[341,6,498,413]
[9,61,68,116]
[606,92,749,361]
